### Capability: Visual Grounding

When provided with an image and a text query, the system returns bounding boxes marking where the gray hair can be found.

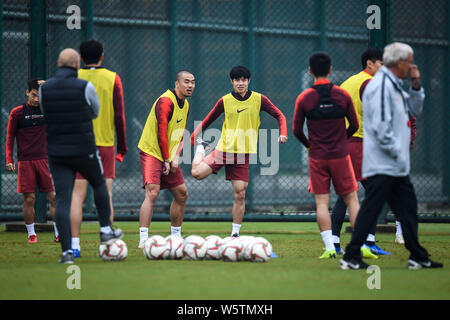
[383,42,414,67]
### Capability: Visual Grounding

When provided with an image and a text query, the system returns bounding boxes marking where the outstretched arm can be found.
[260,95,288,143]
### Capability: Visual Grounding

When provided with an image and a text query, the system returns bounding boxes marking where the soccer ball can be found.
[220,238,243,262]
[183,235,207,260]
[165,235,184,260]
[99,239,128,261]
[244,237,272,262]
[219,236,234,246]
[237,236,255,260]
[143,235,169,260]
[204,235,222,260]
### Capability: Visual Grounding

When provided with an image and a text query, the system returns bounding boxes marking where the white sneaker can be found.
[395,234,405,244]
[138,237,148,249]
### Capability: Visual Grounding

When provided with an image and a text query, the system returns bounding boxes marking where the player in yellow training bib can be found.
[190,65,288,237]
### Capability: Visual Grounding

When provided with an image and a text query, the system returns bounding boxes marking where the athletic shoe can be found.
[100,228,123,245]
[231,233,239,238]
[335,247,345,255]
[361,245,379,259]
[395,234,405,244]
[340,258,370,270]
[195,137,211,150]
[28,235,38,244]
[138,238,148,249]
[319,249,337,259]
[408,258,443,270]
[73,249,81,258]
[366,243,392,255]
[59,252,74,264]
[54,236,60,243]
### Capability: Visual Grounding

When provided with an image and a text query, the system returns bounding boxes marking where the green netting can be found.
[1,0,449,221]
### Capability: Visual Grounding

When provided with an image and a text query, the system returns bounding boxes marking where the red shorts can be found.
[76,146,115,179]
[204,149,250,182]
[348,140,364,181]
[17,159,54,193]
[308,154,358,195]
[140,151,185,190]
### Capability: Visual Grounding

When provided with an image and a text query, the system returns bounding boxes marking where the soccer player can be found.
[40,48,122,264]
[292,52,377,259]
[137,71,195,248]
[330,48,392,256]
[70,39,128,258]
[190,65,288,237]
[6,79,59,243]
[340,42,442,270]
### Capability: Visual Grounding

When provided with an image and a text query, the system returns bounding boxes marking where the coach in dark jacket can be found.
[40,48,123,264]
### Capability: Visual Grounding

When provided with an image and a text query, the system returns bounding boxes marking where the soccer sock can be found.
[72,237,80,250]
[140,227,149,240]
[321,230,335,252]
[231,223,241,236]
[395,220,403,236]
[100,226,112,234]
[171,226,181,237]
[365,233,375,246]
[25,223,36,237]
[332,235,340,248]
[53,222,59,238]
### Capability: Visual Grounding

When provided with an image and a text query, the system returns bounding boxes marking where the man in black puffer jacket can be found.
[40,48,123,264]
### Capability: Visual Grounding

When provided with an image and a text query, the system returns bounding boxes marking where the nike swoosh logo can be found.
[421,261,431,267]
[176,118,183,123]
[237,108,248,113]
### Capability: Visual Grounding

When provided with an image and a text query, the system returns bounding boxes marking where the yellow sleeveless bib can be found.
[138,90,189,161]
[340,70,372,139]
[216,92,261,154]
[78,68,117,146]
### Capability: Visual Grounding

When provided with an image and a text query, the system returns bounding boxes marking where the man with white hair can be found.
[340,42,443,270]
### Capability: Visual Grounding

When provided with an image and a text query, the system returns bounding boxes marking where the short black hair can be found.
[309,52,331,78]
[27,79,42,91]
[176,70,193,81]
[80,39,103,64]
[229,65,251,80]
[361,47,383,69]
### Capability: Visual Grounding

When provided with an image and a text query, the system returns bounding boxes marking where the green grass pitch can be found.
[0,221,449,300]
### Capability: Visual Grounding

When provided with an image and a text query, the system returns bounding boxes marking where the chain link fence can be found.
[1,0,449,221]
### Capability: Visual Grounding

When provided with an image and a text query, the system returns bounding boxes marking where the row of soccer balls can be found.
[99,235,273,262]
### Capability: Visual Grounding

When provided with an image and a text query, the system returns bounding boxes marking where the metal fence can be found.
[1,0,449,221]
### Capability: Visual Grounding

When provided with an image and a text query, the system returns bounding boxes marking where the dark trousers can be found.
[343,174,429,262]
[48,151,111,252]
[331,179,376,240]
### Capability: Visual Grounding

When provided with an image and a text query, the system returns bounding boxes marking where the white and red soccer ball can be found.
[204,235,222,260]
[244,237,272,262]
[99,239,128,261]
[183,235,207,260]
[165,235,184,260]
[143,235,170,260]
[220,238,243,262]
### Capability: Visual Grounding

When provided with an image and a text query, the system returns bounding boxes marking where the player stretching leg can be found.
[191,66,287,237]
